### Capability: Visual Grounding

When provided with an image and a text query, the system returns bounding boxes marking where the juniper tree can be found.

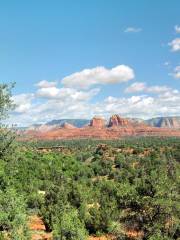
[0,83,15,160]
[0,83,30,239]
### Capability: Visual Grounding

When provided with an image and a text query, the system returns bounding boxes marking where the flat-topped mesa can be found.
[89,116,105,128]
[108,114,130,128]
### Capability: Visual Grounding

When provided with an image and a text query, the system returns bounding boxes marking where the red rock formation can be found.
[108,114,130,127]
[90,117,105,128]
[22,115,180,140]
[23,125,180,140]
[61,122,76,129]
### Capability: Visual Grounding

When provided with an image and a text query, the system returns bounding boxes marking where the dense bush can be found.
[1,137,178,239]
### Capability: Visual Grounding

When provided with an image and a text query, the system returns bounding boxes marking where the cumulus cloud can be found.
[169,38,180,51]
[62,65,135,89]
[12,93,34,113]
[146,86,171,94]
[36,87,60,98]
[124,27,142,33]
[36,80,57,88]
[175,25,180,34]
[8,66,180,126]
[10,84,100,125]
[92,90,180,119]
[172,66,180,79]
[125,82,170,94]
[9,84,180,126]
[36,86,100,101]
[125,82,146,93]
[10,96,93,126]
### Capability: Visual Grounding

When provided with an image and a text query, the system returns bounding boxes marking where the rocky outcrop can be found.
[89,117,105,128]
[146,117,180,129]
[22,115,180,140]
[108,114,130,127]
[61,122,76,129]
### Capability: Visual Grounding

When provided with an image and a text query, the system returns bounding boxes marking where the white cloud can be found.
[12,93,34,113]
[9,85,180,126]
[36,86,100,101]
[10,84,100,125]
[169,38,180,51]
[62,65,135,89]
[147,85,170,94]
[7,66,180,126]
[124,27,142,33]
[175,25,180,34]
[125,82,146,93]
[93,91,180,119]
[36,80,57,88]
[125,82,170,94]
[172,66,180,79]
[36,87,60,98]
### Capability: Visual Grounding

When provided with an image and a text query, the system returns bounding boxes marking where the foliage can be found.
[0,84,180,239]
[0,188,30,239]
[53,207,87,240]
[0,83,29,239]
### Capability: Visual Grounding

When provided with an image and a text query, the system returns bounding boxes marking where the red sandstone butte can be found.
[108,114,131,127]
[89,117,105,128]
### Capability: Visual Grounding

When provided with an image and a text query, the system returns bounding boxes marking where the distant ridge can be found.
[46,119,90,128]
[145,116,180,129]
[46,116,180,129]
[22,115,180,140]
[26,116,180,130]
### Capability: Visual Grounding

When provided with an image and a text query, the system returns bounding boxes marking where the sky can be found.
[1,0,180,126]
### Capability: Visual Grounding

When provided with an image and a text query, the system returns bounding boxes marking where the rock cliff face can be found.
[89,117,105,128]
[108,114,130,127]
[146,117,180,129]
[23,115,180,140]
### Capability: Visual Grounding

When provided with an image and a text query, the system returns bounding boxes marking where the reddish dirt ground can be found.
[28,215,46,231]
[28,215,143,240]
[28,215,52,240]
[28,215,115,240]
[89,236,114,240]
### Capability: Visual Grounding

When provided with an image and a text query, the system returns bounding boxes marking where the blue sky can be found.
[1,0,180,126]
